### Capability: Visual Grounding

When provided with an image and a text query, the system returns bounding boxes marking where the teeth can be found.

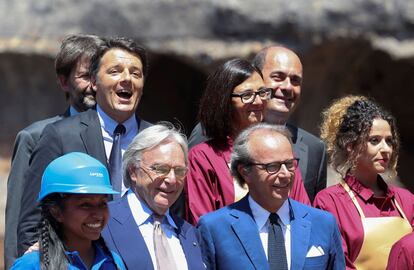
[85,223,102,229]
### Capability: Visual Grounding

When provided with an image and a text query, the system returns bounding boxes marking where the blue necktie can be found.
[109,124,126,199]
[268,213,288,270]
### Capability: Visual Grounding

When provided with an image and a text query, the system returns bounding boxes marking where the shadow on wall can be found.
[137,53,207,136]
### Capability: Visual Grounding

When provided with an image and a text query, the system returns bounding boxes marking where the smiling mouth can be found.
[272,183,290,189]
[273,95,294,102]
[116,89,133,99]
[85,222,103,229]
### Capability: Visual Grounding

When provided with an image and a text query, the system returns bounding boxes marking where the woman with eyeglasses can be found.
[11,152,125,270]
[313,96,414,270]
[184,58,310,225]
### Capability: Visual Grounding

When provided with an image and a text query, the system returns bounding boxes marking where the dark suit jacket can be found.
[16,109,151,255]
[197,196,345,270]
[187,122,327,202]
[102,195,205,270]
[4,109,69,269]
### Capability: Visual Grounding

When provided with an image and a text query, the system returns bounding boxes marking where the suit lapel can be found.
[230,196,268,270]
[289,199,311,270]
[79,110,108,167]
[287,124,308,180]
[108,196,154,270]
[172,215,199,270]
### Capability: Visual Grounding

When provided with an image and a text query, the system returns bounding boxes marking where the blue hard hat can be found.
[38,152,119,201]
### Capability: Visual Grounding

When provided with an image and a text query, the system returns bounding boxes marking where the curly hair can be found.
[198,58,262,146]
[320,95,368,157]
[323,97,399,177]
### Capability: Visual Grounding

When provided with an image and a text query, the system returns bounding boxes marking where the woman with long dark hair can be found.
[11,152,126,270]
[314,96,414,270]
[184,58,310,225]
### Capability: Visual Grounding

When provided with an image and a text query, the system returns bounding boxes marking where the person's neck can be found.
[251,194,284,213]
[352,169,384,197]
[264,113,288,125]
[65,239,95,269]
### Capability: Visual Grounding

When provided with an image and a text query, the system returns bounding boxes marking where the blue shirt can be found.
[11,242,126,270]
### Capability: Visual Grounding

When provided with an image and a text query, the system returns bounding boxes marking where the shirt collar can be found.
[345,174,394,201]
[69,106,79,117]
[66,242,112,269]
[96,105,137,137]
[248,195,291,231]
[127,189,178,229]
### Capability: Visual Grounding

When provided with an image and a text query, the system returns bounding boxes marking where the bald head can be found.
[253,46,303,124]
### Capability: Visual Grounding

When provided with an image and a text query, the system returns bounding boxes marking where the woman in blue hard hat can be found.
[11,152,126,270]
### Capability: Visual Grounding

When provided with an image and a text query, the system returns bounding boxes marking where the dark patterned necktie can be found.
[268,213,288,270]
[109,124,125,199]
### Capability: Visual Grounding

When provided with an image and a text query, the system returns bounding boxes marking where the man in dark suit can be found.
[102,124,205,270]
[17,37,151,255]
[252,46,326,202]
[4,34,105,269]
[187,46,326,203]
[198,123,344,270]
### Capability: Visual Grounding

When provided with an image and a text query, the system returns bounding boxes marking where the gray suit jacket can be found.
[187,122,327,202]
[16,109,152,256]
[4,109,69,269]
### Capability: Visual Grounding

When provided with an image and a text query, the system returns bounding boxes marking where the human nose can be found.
[252,92,264,105]
[120,69,132,82]
[164,169,178,185]
[280,77,294,91]
[379,140,392,153]
[277,164,291,175]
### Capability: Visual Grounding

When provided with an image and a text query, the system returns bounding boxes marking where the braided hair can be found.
[38,193,121,270]
[39,194,68,270]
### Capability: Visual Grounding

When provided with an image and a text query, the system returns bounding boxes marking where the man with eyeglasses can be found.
[102,123,205,270]
[188,46,327,203]
[197,123,344,270]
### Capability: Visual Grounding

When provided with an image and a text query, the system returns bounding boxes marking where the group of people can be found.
[4,33,414,270]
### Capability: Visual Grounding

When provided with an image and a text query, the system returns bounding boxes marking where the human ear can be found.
[49,206,64,223]
[238,165,250,183]
[57,75,69,92]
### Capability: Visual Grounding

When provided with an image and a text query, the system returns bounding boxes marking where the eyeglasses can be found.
[140,163,188,179]
[231,87,272,104]
[248,158,299,174]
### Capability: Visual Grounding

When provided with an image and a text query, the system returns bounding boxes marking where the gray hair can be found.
[230,123,293,186]
[122,122,188,188]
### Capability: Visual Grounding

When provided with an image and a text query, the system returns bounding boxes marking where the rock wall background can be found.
[1,1,414,266]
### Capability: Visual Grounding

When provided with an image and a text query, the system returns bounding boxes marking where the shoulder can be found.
[198,204,233,225]
[23,115,62,134]
[53,109,97,128]
[16,115,62,142]
[390,185,414,199]
[291,199,336,224]
[313,184,346,205]
[288,124,325,147]
[11,251,40,270]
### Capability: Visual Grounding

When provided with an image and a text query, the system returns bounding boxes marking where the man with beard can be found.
[4,34,104,269]
[17,36,152,256]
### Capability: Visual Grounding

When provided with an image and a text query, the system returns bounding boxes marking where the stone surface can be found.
[1,2,414,259]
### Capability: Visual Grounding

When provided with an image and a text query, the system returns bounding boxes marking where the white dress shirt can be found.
[249,196,292,270]
[127,190,189,270]
[97,105,138,195]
